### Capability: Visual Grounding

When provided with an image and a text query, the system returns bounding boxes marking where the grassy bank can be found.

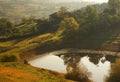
[0,62,74,82]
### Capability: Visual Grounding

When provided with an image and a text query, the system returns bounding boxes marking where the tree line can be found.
[0,0,120,41]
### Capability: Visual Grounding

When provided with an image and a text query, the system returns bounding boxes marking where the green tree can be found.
[0,18,14,35]
[21,16,35,24]
[57,7,68,15]
[106,0,120,15]
[49,7,69,22]
[58,17,79,37]
[85,6,99,22]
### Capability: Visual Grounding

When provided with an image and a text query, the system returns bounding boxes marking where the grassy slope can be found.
[0,33,53,57]
[1,26,120,57]
[0,62,74,82]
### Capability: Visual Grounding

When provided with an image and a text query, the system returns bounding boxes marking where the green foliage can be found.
[21,16,35,24]
[58,17,79,38]
[108,0,120,15]
[57,7,69,18]
[0,53,20,62]
[16,22,38,36]
[59,17,79,30]
[85,5,99,22]
[50,6,69,22]
[0,17,39,40]
[0,18,14,35]
[1,1,120,55]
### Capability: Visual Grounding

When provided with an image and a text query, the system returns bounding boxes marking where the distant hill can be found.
[80,3,107,13]
[0,0,100,24]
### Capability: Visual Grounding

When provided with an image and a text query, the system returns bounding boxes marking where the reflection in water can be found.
[88,54,103,65]
[58,53,118,82]
[29,51,120,82]
[106,59,120,82]
[60,54,92,82]
[105,55,116,64]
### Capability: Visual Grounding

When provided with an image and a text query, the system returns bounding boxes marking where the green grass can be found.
[0,33,53,56]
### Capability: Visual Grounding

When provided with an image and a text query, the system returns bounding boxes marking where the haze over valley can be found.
[0,0,107,23]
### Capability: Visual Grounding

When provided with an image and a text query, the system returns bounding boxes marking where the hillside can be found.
[0,0,98,24]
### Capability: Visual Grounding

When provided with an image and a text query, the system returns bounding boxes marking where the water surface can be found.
[29,50,119,82]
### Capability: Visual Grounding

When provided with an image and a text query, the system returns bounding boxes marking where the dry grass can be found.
[0,68,40,82]
[0,63,75,82]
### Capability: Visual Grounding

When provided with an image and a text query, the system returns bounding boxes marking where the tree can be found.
[57,6,68,16]
[0,18,14,35]
[49,7,69,22]
[59,54,92,82]
[21,16,35,24]
[106,0,120,15]
[85,6,99,22]
[59,17,79,36]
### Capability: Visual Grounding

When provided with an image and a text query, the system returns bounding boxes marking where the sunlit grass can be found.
[0,40,15,47]
[0,63,74,82]
[0,33,53,56]
[15,33,53,47]
[0,68,40,82]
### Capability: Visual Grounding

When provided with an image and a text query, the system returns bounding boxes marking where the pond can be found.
[29,50,120,82]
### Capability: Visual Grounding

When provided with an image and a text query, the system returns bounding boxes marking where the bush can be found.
[24,59,29,64]
[0,53,20,62]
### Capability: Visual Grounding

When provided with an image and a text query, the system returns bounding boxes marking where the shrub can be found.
[24,59,29,64]
[0,53,20,62]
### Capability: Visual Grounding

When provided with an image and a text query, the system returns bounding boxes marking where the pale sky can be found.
[49,0,109,3]
[83,0,108,3]
[68,0,109,3]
